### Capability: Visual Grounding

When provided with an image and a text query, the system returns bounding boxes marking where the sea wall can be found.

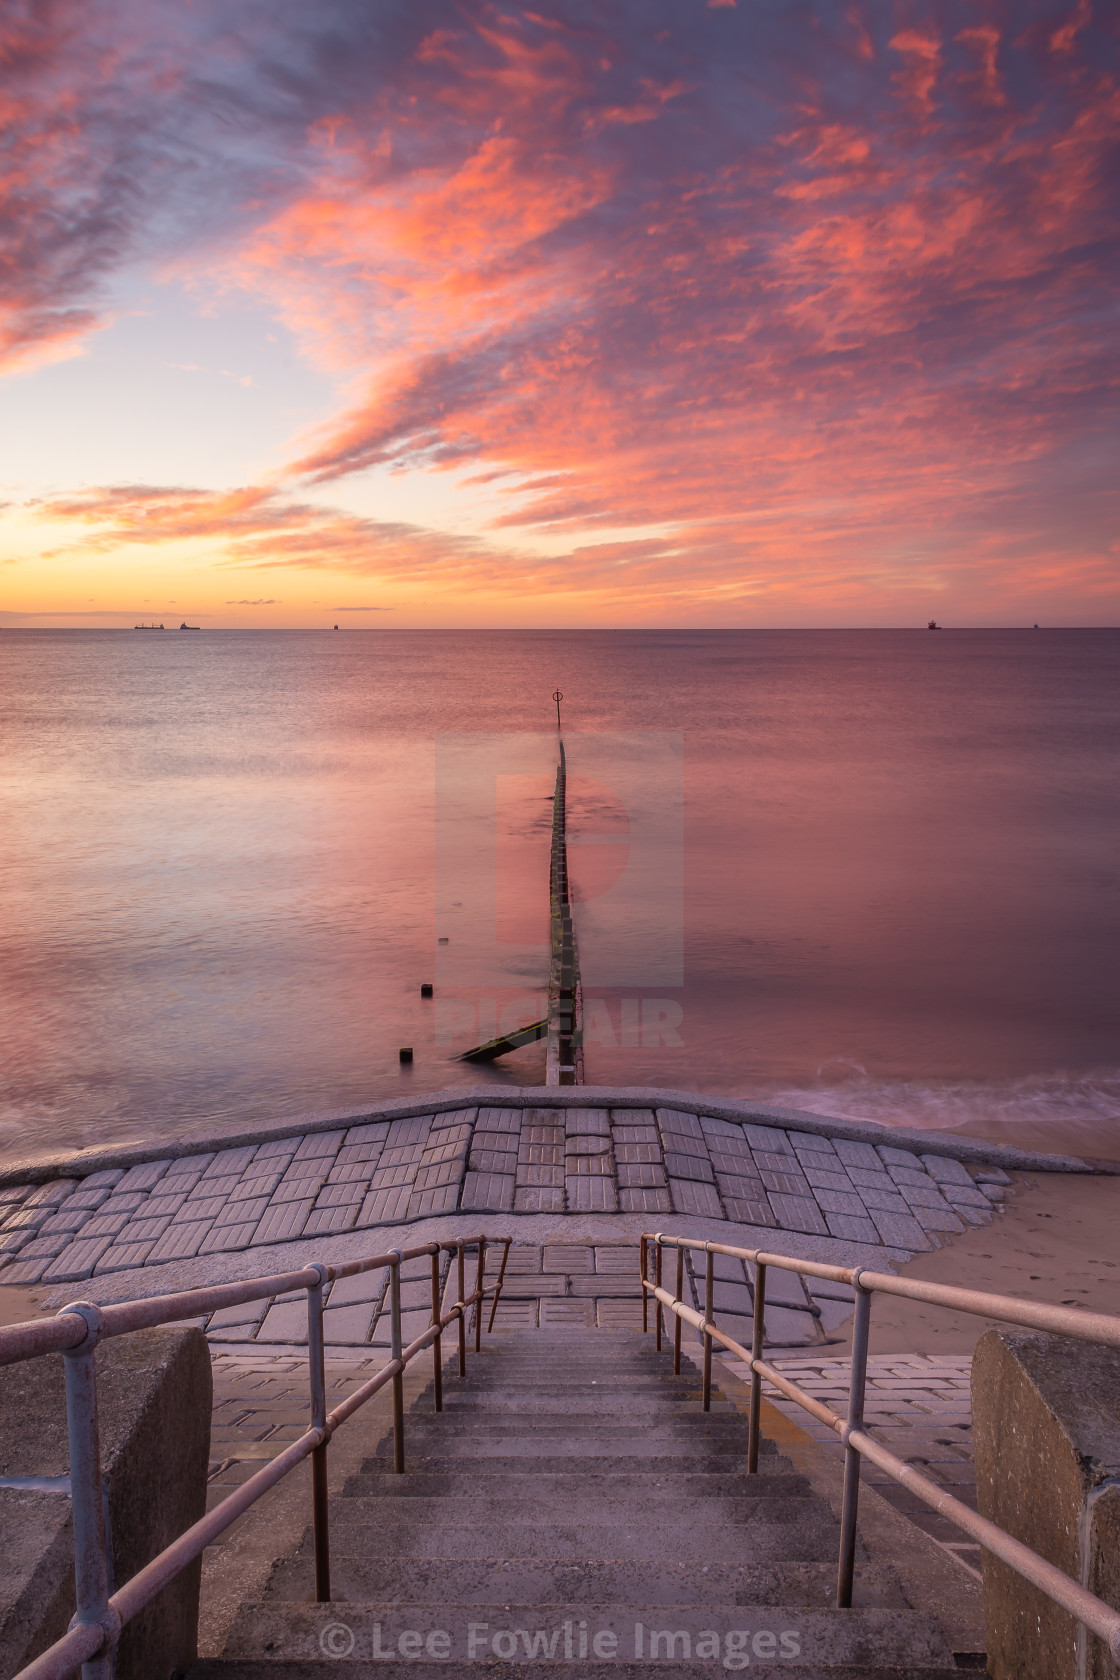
[0,1325,212,1679]
[972,1327,1120,1680]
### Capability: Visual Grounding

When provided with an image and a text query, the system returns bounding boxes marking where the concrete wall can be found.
[972,1327,1120,1680]
[0,1325,212,1679]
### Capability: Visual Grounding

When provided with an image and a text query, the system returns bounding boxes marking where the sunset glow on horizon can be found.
[2,1,1117,628]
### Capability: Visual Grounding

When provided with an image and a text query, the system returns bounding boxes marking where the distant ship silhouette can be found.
[927,620,942,630]
[134,623,165,630]
[179,622,200,630]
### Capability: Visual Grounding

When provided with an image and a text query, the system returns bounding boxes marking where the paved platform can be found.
[0,1090,1051,1307]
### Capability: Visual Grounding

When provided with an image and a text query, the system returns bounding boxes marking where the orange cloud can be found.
[888,29,942,120]
[5,3,1119,621]
[29,468,1119,626]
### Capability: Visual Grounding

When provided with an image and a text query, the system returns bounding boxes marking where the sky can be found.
[1,0,1117,629]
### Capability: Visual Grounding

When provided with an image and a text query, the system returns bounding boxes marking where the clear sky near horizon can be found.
[1,1,1117,630]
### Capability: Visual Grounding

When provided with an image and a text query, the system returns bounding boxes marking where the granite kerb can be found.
[0,1085,1097,1188]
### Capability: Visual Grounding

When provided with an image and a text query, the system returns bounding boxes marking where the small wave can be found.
[738,1069,1120,1161]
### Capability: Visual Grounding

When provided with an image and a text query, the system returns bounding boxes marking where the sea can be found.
[2,628,1118,1167]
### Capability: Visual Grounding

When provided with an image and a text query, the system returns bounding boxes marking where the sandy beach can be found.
[825,1166,1120,1355]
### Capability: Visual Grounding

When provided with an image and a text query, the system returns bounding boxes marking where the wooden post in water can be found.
[456,697,582,1078]
[546,734,583,1085]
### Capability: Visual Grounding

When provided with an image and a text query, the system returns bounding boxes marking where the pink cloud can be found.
[5,2,1119,618]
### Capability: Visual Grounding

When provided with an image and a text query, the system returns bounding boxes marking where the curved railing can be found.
[0,1234,511,1680]
[640,1231,1120,1661]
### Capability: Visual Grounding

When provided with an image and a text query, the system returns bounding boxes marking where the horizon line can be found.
[2,622,1117,633]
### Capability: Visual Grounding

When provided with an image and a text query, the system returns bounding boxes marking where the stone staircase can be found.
[192,1329,967,1678]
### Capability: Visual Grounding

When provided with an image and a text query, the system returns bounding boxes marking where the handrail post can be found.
[747,1261,766,1474]
[640,1236,648,1333]
[836,1281,872,1608]
[673,1246,684,1375]
[61,1304,116,1680]
[654,1239,663,1351]
[702,1245,714,1412]
[457,1244,467,1377]
[306,1263,331,1602]
[474,1237,487,1352]
[430,1249,443,1412]
[389,1252,405,1473]
[487,1237,512,1334]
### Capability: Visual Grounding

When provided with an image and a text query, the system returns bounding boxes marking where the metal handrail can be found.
[2,1232,512,1680]
[640,1231,1120,1662]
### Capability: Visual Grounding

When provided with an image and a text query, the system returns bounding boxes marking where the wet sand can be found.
[829,1169,1120,1356]
[0,1283,48,1327]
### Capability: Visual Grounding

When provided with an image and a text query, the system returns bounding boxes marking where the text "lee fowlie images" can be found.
[318,1618,803,1666]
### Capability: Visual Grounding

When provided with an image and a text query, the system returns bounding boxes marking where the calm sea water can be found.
[2,629,1118,1166]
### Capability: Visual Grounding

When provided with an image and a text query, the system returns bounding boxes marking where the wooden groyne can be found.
[546,740,583,1086]
[456,740,581,1077]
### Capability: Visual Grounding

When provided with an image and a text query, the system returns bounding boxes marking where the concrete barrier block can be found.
[972,1327,1120,1680]
[0,1325,212,1680]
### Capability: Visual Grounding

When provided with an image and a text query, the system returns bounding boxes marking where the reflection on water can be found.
[2,628,1118,1164]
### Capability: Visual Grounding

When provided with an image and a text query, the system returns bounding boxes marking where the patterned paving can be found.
[206,1348,383,1502]
[0,1104,1014,1289]
[723,1353,981,1579]
[203,1244,647,1351]
[47,1239,861,1354]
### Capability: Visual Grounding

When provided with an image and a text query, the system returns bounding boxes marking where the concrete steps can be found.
[321,1492,819,1523]
[258,1558,909,1609]
[192,1329,963,1678]
[363,1434,777,1456]
[297,1517,840,1563]
[214,1602,956,1676]
[374,1411,750,1431]
[355,1452,772,1473]
[339,1471,811,1499]
[436,1396,742,1413]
